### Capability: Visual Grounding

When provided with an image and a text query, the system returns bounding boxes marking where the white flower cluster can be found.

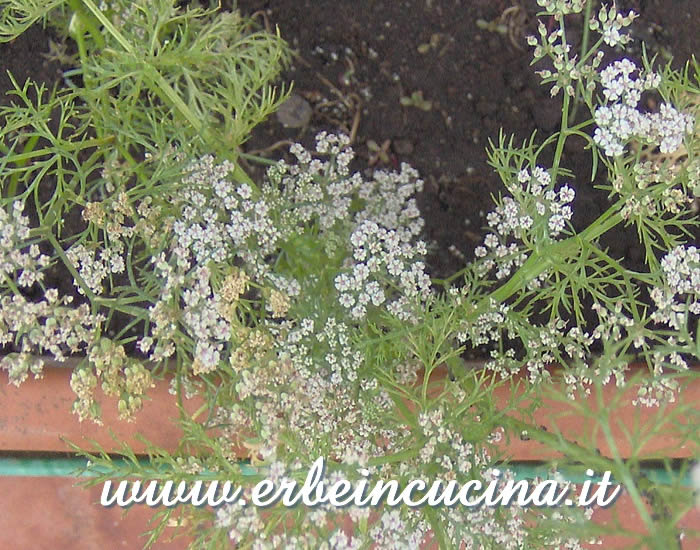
[173,155,291,278]
[139,154,299,370]
[183,266,232,374]
[355,163,424,240]
[456,300,512,348]
[216,375,544,549]
[633,354,685,407]
[170,133,422,287]
[313,316,363,384]
[277,136,425,264]
[588,3,638,47]
[139,134,428,374]
[0,201,49,288]
[270,316,363,387]
[336,220,430,321]
[215,499,268,547]
[0,202,104,385]
[313,130,353,156]
[417,406,485,474]
[0,290,103,385]
[66,242,125,296]
[215,472,428,549]
[594,59,695,156]
[475,166,574,279]
[227,316,405,463]
[277,133,359,234]
[416,406,584,550]
[331,159,427,321]
[139,254,239,374]
[137,254,180,363]
[521,320,569,384]
[368,509,427,549]
[271,137,429,323]
[646,103,697,155]
[599,59,658,105]
[650,245,700,330]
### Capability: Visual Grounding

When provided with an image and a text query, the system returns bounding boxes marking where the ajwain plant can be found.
[0,0,698,549]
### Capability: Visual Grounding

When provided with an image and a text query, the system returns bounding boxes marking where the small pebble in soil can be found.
[276,94,313,128]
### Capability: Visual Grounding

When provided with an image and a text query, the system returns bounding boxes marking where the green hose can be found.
[0,456,691,487]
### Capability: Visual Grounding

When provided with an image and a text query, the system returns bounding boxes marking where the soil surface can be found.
[1,1,698,345]
[232,0,699,280]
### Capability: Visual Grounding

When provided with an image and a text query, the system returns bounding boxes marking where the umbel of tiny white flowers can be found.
[529,3,695,155]
[593,59,694,157]
[474,165,575,281]
[0,202,104,386]
[136,132,430,375]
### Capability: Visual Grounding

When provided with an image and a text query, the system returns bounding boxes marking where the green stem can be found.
[79,0,130,52]
[552,93,570,178]
[471,201,623,317]
[67,0,105,50]
[569,0,595,124]
[597,413,671,549]
[238,151,281,166]
[43,231,96,302]
[368,447,420,467]
[6,134,39,198]
[2,137,114,166]
[92,299,146,317]
[2,272,23,297]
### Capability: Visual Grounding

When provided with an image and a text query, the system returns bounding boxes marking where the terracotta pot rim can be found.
[1,359,698,458]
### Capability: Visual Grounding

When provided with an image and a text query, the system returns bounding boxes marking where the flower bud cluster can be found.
[527,3,635,99]
[528,22,578,98]
[588,3,638,47]
[536,0,585,16]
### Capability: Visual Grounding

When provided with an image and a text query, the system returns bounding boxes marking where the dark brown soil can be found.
[0,26,65,108]
[1,1,698,336]
[232,0,698,280]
